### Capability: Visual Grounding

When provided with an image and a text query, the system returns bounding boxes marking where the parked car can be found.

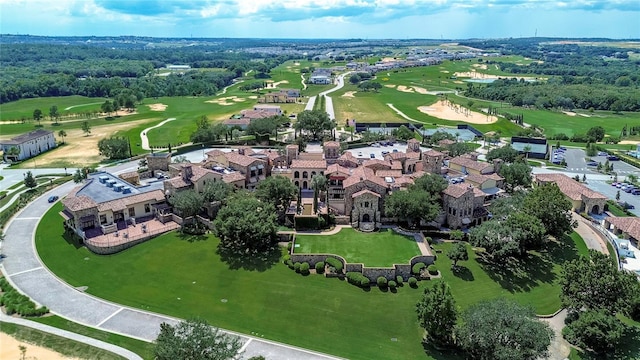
[619,202,636,210]
[598,151,608,156]
[624,186,635,193]
[616,183,623,188]
[632,189,640,195]
[587,161,598,166]
[47,195,59,203]
[370,153,375,158]
[357,151,363,157]
[612,182,619,187]
[607,155,619,161]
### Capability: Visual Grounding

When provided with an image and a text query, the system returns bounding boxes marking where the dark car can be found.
[48,195,59,203]
[618,201,635,210]
[586,161,598,166]
[607,155,619,161]
[632,189,640,195]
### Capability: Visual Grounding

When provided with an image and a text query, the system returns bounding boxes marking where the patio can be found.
[84,216,180,253]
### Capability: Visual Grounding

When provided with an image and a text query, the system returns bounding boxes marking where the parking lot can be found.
[585,179,640,216]
[345,142,431,160]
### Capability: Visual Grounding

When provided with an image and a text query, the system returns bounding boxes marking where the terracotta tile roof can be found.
[96,190,166,212]
[206,149,226,158]
[344,166,388,189]
[439,139,456,146]
[257,149,283,161]
[223,118,251,126]
[390,161,403,170]
[394,176,415,187]
[62,195,97,212]
[472,187,486,197]
[223,172,246,184]
[424,149,445,157]
[376,169,403,178]
[486,173,504,181]
[443,183,472,198]
[240,109,273,120]
[225,152,264,167]
[362,159,391,170]
[351,189,382,198]
[290,159,327,169]
[166,177,190,189]
[190,166,219,182]
[535,173,607,201]
[323,141,340,148]
[326,164,351,176]
[449,156,493,172]
[406,151,421,159]
[385,152,407,161]
[408,138,420,144]
[465,173,498,185]
[410,171,426,179]
[606,217,640,240]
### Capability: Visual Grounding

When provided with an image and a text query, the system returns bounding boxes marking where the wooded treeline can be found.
[459,38,640,112]
[0,43,293,103]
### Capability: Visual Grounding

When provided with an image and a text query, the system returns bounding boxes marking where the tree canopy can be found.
[416,280,457,345]
[486,145,519,163]
[154,318,242,360]
[523,183,576,237]
[202,181,233,203]
[23,171,37,189]
[294,109,333,140]
[169,189,204,219]
[384,189,439,228]
[499,162,532,192]
[455,298,553,360]
[255,176,298,222]
[213,195,278,254]
[446,241,469,267]
[97,137,130,160]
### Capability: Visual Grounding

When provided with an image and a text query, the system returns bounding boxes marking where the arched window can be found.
[303,171,308,179]
[295,181,299,187]
[311,171,316,177]
[294,171,300,178]
[364,201,369,208]
[303,181,308,189]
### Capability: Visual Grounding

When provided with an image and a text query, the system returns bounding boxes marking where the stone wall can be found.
[362,267,396,282]
[85,234,159,255]
[345,263,363,273]
[290,254,346,268]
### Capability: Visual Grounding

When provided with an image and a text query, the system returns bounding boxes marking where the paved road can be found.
[139,118,176,150]
[0,184,344,360]
[318,72,350,120]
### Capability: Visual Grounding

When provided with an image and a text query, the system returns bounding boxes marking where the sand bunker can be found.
[454,71,543,81]
[619,140,639,145]
[0,333,78,360]
[148,103,167,111]
[412,86,428,94]
[266,80,289,88]
[440,70,450,73]
[453,81,464,84]
[418,100,498,124]
[294,62,300,66]
[472,64,488,70]
[562,111,577,116]
[248,96,258,99]
[206,96,245,106]
[342,91,357,98]
[384,84,396,88]
[397,85,414,93]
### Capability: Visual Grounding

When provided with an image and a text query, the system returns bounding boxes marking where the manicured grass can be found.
[0,95,106,122]
[36,203,429,360]
[433,232,589,315]
[294,228,421,266]
[0,321,126,360]
[33,316,155,360]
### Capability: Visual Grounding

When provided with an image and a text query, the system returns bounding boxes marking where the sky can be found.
[1,0,639,39]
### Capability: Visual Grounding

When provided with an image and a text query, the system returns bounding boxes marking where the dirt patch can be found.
[397,85,414,93]
[147,103,167,111]
[294,62,300,66]
[418,100,498,124]
[33,118,156,167]
[342,91,357,98]
[0,332,80,360]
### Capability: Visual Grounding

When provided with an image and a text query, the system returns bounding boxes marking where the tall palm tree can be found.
[58,129,67,144]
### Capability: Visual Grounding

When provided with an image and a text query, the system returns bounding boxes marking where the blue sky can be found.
[1,0,638,39]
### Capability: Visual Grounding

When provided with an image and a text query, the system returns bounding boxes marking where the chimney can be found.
[182,164,193,181]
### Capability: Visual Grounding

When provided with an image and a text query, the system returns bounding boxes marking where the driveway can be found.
[0,183,343,360]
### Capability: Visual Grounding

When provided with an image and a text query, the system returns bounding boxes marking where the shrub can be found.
[286,259,294,269]
[408,277,418,287]
[300,262,310,275]
[377,276,388,288]
[294,262,301,272]
[346,272,370,288]
[287,242,293,251]
[388,280,397,289]
[427,265,438,276]
[325,257,343,273]
[396,275,403,285]
[0,277,48,317]
[315,261,325,274]
[412,262,426,275]
[282,254,291,264]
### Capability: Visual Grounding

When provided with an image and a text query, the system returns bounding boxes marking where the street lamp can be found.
[202,144,205,161]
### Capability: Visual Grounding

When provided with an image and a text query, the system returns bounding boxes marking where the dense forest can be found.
[0,42,294,103]
[459,38,640,111]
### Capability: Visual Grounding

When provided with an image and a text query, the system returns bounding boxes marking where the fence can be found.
[84,226,175,255]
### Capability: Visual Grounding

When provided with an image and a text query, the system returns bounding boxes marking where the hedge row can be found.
[346,272,370,288]
[0,277,48,317]
[412,262,426,275]
[325,257,344,273]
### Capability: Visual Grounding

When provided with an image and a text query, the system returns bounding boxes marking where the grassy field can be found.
[432,231,589,315]
[36,201,592,360]
[33,316,155,360]
[0,95,106,122]
[0,321,126,360]
[294,228,421,266]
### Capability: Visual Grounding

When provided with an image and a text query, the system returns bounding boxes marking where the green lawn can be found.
[0,95,106,122]
[36,202,590,359]
[32,316,155,360]
[432,232,589,315]
[294,228,421,266]
[0,321,126,360]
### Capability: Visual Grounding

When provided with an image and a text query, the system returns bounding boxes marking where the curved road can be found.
[0,184,343,360]
[139,117,176,151]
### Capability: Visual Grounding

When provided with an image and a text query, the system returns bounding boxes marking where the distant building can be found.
[510,137,549,159]
[166,64,191,70]
[1,129,57,162]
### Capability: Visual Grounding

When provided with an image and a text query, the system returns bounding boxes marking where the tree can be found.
[384,189,439,228]
[81,121,91,136]
[523,183,576,237]
[58,129,67,144]
[246,116,284,142]
[446,241,469,267]
[411,173,448,197]
[311,174,327,214]
[499,162,532,192]
[213,195,278,254]
[101,100,114,116]
[455,298,553,360]
[98,137,130,160]
[49,105,59,124]
[294,109,333,140]
[202,181,233,204]
[33,109,43,125]
[392,125,414,141]
[560,249,638,315]
[23,171,37,189]
[468,220,521,260]
[586,126,606,142]
[169,189,204,219]
[255,176,298,222]
[73,169,86,183]
[563,310,625,355]
[486,145,519,163]
[416,280,457,345]
[448,142,475,157]
[154,318,242,360]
